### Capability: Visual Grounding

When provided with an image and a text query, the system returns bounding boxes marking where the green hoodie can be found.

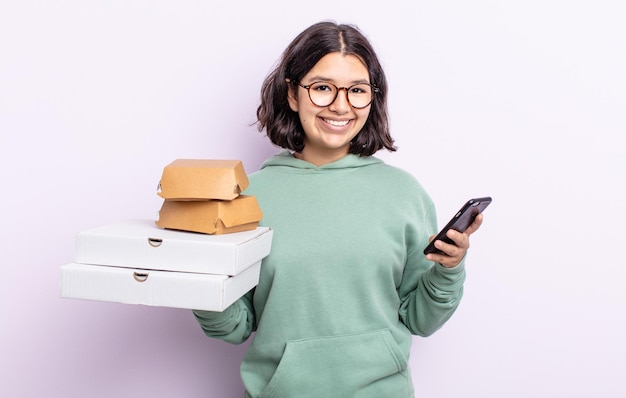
[194,151,465,398]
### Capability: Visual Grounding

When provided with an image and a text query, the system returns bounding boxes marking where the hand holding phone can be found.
[423,197,492,256]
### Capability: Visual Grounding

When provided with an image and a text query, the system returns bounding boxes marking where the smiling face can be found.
[287,52,372,166]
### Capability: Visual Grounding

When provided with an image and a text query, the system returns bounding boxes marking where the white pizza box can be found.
[60,261,260,311]
[74,219,273,276]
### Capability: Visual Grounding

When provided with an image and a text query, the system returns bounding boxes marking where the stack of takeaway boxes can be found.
[60,160,273,311]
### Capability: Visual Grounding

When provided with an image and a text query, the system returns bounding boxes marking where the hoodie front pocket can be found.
[259,329,409,398]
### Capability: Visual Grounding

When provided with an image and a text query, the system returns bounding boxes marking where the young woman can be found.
[193,21,484,398]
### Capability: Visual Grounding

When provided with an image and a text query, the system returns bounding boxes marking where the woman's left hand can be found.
[425,214,484,268]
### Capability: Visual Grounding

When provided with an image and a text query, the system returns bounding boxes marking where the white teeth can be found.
[324,118,349,127]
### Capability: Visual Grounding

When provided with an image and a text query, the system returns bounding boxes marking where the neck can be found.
[294,148,349,166]
[294,143,351,166]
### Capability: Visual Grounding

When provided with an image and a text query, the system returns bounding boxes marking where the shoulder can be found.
[367,159,429,193]
[370,160,419,182]
[371,160,435,214]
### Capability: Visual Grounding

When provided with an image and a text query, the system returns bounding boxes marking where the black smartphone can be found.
[423,197,492,255]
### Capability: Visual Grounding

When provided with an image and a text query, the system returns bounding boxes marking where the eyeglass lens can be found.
[306,82,374,109]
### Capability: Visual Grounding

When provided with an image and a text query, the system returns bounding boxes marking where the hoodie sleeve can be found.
[397,200,466,337]
[398,260,465,336]
[192,290,256,345]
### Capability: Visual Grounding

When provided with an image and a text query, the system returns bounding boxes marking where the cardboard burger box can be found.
[157,159,249,201]
[60,220,273,311]
[155,159,262,235]
[156,195,262,235]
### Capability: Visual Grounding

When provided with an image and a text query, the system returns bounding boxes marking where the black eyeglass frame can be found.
[295,81,380,109]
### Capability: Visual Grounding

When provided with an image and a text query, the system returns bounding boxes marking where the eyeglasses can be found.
[296,81,379,109]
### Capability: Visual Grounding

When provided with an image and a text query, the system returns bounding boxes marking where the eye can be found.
[311,83,333,92]
[349,84,371,94]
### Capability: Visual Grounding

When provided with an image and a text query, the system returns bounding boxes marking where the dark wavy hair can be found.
[256,21,396,156]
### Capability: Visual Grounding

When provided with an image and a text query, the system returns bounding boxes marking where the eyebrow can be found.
[305,76,371,85]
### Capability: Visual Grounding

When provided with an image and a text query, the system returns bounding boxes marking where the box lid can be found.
[157,159,249,201]
[74,219,272,275]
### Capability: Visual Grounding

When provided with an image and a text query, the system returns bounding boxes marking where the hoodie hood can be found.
[259,150,383,172]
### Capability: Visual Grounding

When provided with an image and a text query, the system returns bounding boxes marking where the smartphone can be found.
[423,197,492,255]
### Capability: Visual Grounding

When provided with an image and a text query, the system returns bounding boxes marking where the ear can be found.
[286,79,299,112]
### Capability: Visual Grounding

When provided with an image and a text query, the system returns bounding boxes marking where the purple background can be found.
[1,1,624,397]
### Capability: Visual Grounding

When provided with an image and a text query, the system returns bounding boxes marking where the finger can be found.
[464,213,484,236]
[426,234,468,267]
[426,246,465,268]
[435,238,464,258]
[446,229,469,250]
